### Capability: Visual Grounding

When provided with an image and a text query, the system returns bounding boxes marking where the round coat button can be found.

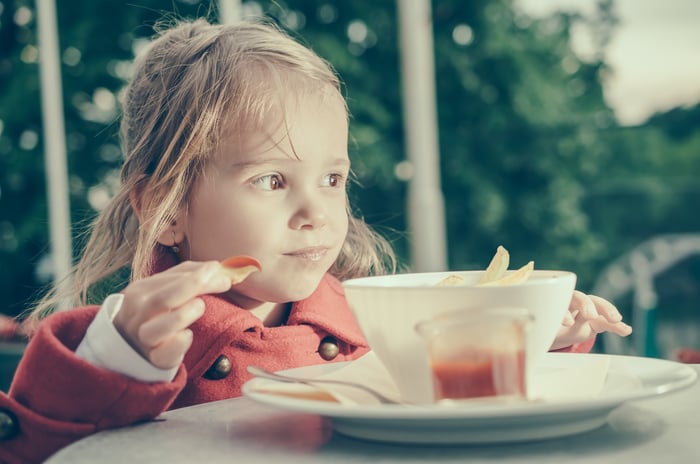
[318,336,340,361]
[0,409,19,440]
[203,355,232,380]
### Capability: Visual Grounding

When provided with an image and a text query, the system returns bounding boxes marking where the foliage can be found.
[1,0,699,323]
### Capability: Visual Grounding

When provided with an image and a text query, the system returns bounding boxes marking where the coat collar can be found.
[287,273,368,347]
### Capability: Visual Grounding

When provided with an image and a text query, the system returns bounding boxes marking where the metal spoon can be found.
[246,365,403,405]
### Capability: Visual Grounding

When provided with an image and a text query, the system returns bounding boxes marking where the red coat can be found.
[0,274,369,464]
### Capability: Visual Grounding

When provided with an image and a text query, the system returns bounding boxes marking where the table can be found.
[47,365,700,463]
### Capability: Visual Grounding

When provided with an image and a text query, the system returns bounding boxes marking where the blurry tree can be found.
[431,0,616,280]
[1,0,699,322]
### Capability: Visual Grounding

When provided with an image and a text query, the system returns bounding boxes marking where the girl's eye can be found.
[324,173,346,188]
[253,174,284,191]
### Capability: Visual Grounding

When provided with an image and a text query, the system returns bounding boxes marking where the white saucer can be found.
[242,353,697,444]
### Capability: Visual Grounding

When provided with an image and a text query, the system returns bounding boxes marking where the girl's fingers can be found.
[570,292,624,323]
[137,298,206,347]
[115,260,234,361]
[589,294,623,322]
[113,260,241,366]
[569,291,598,319]
[554,313,632,350]
[588,316,633,336]
[149,329,194,369]
[123,261,230,319]
[147,261,231,308]
[615,322,633,336]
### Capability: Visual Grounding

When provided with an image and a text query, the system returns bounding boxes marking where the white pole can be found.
[36,0,73,306]
[217,0,241,24]
[396,0,448,271]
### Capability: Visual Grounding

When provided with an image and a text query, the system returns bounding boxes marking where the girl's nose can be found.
[288,193,327,230]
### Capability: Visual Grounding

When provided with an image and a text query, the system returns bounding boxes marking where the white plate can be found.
[242,353,697,444]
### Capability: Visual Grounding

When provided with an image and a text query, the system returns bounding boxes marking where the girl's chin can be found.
[276,273,329,300]
[224,276,324,307]
[273,282,320,302]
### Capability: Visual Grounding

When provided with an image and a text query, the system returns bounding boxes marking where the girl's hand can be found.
[113,261,232,369]
[550,291,633,351]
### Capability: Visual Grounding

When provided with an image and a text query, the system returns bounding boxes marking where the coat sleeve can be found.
[0,306,187,464]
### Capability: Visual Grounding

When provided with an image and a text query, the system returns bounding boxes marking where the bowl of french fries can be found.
[342,246,577,404]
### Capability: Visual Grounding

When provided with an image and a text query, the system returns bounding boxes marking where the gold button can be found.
[318,336,340,361]
[0,410,19,440]
[203,355,232,380]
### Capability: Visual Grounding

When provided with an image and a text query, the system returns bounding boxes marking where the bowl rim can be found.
[342,269,576,290]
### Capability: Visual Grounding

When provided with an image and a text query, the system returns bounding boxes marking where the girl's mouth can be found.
[285,246,328,262]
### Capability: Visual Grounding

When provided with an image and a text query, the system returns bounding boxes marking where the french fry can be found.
[220,255,262,285]
[478,245,509,285]
[434,246,534,287]
[478,260,534,287]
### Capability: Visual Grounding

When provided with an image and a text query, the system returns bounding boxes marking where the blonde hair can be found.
[28,18,395,324]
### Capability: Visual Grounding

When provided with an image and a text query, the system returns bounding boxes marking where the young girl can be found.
[0,18,630,463]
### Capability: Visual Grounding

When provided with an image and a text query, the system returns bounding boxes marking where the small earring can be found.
[171,231,180,254]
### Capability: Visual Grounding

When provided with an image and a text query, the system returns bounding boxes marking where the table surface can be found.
[47,363,700,464]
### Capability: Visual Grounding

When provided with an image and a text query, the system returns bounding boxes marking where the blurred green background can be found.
[1,0,699,357]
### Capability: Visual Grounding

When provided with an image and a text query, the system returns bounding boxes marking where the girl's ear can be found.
[129,179,184,248]
[157,223,185,248]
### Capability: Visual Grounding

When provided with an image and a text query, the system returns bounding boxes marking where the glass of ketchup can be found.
[415,307,533,403]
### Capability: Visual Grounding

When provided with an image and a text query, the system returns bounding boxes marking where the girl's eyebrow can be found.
[328,157,351,167]
[229,156,350,169]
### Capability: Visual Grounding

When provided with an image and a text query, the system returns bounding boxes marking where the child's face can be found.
[179,91,350,306]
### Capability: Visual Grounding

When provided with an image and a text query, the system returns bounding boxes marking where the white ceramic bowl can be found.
[342,270,577,404]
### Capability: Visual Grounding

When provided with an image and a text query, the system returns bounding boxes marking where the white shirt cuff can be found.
[75,293,178,383]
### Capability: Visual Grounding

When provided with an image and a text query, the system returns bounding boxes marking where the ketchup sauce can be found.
[431,349,526,400]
